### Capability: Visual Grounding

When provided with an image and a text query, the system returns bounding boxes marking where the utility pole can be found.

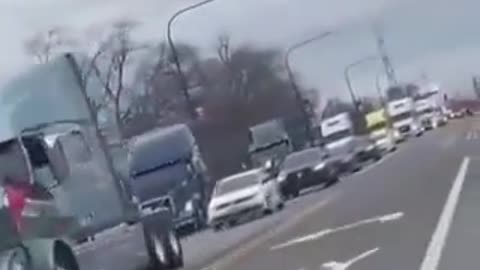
[344,55,378,111]
[167,0,216,120]
[285,31,333,146]
[373,24,397,88]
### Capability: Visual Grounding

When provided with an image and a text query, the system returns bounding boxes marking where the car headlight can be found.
[365,144,375,151]
[314,162,326,171]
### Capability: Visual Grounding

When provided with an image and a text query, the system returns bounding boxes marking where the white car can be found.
[208,168,284,231]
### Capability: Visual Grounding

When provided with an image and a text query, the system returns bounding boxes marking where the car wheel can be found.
[212,223,223,232]
[264,196,274,215]
[194,207,207,231]
[325,174,340,187]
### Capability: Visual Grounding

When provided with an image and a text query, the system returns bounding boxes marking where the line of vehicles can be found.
[204,94,463,232]
[0,54,469,270]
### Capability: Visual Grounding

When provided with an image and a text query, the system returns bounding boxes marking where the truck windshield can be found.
[131,158,185,178]
[391,112,412,122]
[250,123,284,148]
[418,108,434,115]
[369,122,388,132]
[324,129,352,144]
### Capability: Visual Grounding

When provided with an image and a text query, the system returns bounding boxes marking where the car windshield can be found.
[215,171,263,196]
[283,149,323,169]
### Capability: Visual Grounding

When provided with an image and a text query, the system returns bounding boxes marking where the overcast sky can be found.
[1,0,479,101]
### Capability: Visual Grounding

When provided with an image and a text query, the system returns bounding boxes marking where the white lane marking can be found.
[420,157,470,270]
[322,247,380,270]
[206,191,341,270]
[271,212,403,250]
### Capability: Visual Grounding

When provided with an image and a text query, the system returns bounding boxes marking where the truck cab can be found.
[247,119,292,168]
[387,97,423,138]
[129,124,211,235]
[415,98,435,131]
[366,109,397,152]
[321,113,380,174]
[0,54,183,270]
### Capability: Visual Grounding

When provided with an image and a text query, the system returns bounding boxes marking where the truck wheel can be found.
[145,232,169,269]
[0,246,31,270]
[22,240,78,270]
[165,231,184,268]
[53,242,79,270]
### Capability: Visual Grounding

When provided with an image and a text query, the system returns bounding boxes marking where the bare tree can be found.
[89,20,150,137]
[24,26,76,63]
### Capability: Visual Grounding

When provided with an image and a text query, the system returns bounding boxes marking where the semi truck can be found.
[387,97,423,138]
[0,54,183,270]
[320,112,381,174]
[247,119,292,168]
[415,97,436,130]
[365,109,397,152]
[129,124,211,235]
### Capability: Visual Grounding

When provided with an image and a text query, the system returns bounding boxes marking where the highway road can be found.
[177,117,480,270]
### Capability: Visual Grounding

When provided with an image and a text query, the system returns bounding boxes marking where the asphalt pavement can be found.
[180,117,480,270]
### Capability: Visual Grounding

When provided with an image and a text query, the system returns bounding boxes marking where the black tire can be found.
[165,231,184,268]
[0,247,32,270]
[292,188,300,198]
[325,175,340,188]
[145,231,169,270]
[263,196,274,215]
[194,207,207,231]
[213,223,223,232]
[53,243,79,270]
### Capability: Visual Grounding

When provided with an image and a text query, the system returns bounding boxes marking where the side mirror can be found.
[46,140,70,183]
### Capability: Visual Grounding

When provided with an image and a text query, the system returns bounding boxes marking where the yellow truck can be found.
[366,109,398,152]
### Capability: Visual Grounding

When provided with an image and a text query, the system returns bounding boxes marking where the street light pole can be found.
[167,0,215,119]
[344,55,378,111]
[375,71,385,105]
[285,31,333,146]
